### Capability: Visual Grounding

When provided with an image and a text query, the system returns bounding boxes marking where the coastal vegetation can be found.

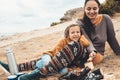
[100,0,120,16]
[51,0,120,26]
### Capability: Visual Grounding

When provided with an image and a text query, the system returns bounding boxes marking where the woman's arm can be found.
[76,20,96,53]
[105,14,120,55]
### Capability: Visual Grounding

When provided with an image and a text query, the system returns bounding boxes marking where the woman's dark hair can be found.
[82,0,100,39]
[64,24,80,38]
[84,0,100,7]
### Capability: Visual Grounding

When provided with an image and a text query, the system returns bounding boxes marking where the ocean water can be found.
[0,33,14,37]
[0,0,105,35]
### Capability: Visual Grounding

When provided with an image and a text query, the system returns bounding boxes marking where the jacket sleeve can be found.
[105,14,120,55]
[43,39,67,57]
[80,35,90,47]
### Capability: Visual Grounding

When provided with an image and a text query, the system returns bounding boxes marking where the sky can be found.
[0,0,105,34]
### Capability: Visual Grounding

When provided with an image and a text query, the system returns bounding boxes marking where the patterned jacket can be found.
[42,35,90,57]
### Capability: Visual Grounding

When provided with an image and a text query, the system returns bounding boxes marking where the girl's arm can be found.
[43,38,67,57]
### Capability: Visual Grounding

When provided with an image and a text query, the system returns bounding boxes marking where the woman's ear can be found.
[84,6,86,10]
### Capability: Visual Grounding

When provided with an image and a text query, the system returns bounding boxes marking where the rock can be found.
[104,73,116,80]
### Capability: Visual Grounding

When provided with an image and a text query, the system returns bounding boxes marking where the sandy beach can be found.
[0,13,120,80]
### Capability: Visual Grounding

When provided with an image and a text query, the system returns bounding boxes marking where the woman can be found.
[18,24,98,80]
[77,0,120,63]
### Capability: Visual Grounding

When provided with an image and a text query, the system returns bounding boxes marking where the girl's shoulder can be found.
[58,38,68,44]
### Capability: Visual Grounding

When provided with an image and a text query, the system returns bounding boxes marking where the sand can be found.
[0,13,120,80]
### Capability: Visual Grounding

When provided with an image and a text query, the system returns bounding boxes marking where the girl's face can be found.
[84,0,99,21]
[69,26,81,42]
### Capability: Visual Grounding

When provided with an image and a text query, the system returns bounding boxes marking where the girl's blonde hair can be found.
[64,24,81,38]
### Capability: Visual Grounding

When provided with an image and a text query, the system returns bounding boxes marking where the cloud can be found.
[0,0,105,33]
[0,0,79,33]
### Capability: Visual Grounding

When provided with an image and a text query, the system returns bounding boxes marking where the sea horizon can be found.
[0,0,105,35]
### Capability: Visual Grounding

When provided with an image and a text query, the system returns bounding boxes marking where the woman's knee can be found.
[92,53,103,65]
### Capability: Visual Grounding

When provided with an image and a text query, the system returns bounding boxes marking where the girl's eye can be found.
[77,31,80,33]
[71,32,75,34]
[71,31,80,34]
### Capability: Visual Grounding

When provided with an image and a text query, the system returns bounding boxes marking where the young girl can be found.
[18,24,99,80]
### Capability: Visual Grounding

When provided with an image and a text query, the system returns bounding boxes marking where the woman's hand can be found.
[89,51,97,57]
[87,51,97,62]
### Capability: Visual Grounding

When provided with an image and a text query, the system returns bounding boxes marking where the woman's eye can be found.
[87,7,91,10]
[93,7,97,10]
[87,7,98,11]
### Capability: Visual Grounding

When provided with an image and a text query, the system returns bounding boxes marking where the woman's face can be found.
[69,26,81,42]
[84,0,99,21]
